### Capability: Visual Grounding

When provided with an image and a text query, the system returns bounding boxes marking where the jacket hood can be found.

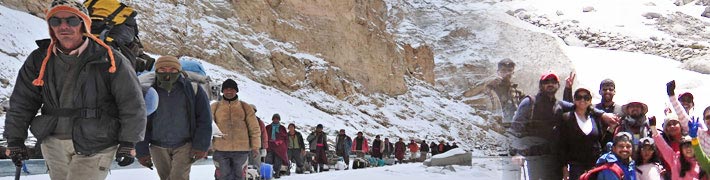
[596,152,618,164]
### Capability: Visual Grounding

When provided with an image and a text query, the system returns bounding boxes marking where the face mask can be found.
[156,72,180,92]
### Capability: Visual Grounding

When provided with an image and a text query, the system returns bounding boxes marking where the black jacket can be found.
[559,110,603,167]
[4,39,146,155]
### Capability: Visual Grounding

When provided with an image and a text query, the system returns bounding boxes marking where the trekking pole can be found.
[520,159,529,180]
[15,164,21,180]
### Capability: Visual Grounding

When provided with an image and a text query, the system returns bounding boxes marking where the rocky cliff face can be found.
[1,0,435,98]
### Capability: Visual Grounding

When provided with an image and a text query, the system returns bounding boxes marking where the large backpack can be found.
[578,163,624,180]
[84,0,155,72]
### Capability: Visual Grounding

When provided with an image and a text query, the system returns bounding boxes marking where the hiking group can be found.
[509,65,710,179]
[0,1,463,180]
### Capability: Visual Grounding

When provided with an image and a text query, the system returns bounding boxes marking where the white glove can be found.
[260,149,267,158]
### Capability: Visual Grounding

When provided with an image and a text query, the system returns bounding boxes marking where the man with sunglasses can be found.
[3,0,145,179]
[510,72,620,180]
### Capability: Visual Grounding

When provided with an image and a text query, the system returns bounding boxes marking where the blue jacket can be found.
[136,76,212,157]
[595,152,636,180]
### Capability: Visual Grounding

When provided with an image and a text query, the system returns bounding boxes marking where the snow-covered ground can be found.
[0,157,519,180]
[496,0,710,41]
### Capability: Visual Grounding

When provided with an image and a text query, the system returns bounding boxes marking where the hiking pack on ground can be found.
[84,0,155,72]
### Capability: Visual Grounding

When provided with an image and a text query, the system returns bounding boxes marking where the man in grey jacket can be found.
[135,56,212,180]
[3,1,146,179]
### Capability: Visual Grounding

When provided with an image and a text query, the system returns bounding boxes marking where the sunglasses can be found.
[574,94,592,101]
[48,16,82,27]
[541,79,558,84]
[499,62,515,68]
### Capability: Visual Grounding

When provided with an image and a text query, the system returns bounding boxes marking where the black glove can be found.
[115,142,135,167]
[667,80,676,96]
[649,116,657,126]
[7,145,29,167]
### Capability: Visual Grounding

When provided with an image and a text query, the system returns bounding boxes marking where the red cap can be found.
[540,73,559,82]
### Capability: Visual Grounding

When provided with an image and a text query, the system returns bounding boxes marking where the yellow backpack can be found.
[83,0,155,73]
[83,0,137,42]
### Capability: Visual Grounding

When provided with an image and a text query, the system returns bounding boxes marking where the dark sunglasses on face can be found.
[49,16,82,27]
[705,115,710,120]
[541,79,558,84]
[574,94,592,101]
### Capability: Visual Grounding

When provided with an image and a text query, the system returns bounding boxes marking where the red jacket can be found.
[408,142,419,153]
[352,136,369,153]
[395,141,406,160]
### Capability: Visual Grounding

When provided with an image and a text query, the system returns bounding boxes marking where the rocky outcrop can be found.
[508,9,710,61]
[4,0,430,98]
[403,44,435,84]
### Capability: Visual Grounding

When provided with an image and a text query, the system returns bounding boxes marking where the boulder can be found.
[582,6,595,12]
[702,7,710,18]
[643,12,662,19]
[424,148,472,166]
[675,0,694,6]
[681,54,710,74]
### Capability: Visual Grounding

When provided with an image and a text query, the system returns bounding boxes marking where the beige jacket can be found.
[211,100,261,151]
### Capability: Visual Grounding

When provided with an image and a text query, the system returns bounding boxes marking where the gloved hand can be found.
[690,117,701,138]
[115,142,135,166]
[6,144,29,167]
[260,148,267,158]
[138,155,154,170]
[191,150,208,163]
[252,149,260,158]
[667,80,676,96]
[648,116,657,126]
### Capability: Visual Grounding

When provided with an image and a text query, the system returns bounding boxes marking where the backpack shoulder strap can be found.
[526,95,536,120]
[579,163,624,180]
[609,163,624,179]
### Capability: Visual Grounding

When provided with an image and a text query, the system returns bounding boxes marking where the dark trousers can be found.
[569,163,594,180]
[287,149,304,170]
[265,151,283,177]
[214,151,250,180]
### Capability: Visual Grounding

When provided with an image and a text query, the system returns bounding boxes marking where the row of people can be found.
[510,69,710,180]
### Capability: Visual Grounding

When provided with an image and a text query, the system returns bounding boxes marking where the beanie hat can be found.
[316,124,323,129]
[272,113,281,120]
[221,79,239,92]
[34,0,117,86]
[155,56,182,71]
[663,113,680,129]
[497,58,515,69]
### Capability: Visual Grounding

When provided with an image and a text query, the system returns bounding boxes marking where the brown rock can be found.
[403,44,435,84]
